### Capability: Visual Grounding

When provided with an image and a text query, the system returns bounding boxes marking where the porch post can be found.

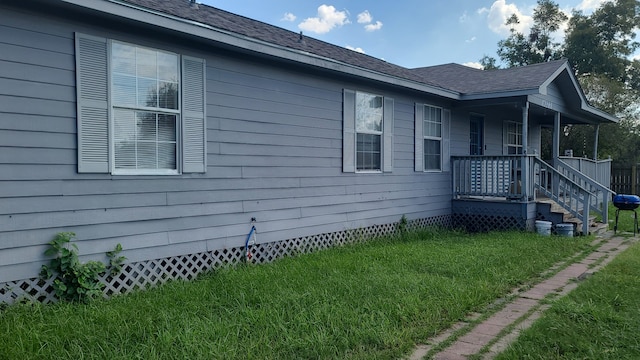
[553,112,561,167]
[593,124,600,160]
[522,102,529,199]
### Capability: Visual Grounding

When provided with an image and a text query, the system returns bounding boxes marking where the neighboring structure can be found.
[0,0,617,303]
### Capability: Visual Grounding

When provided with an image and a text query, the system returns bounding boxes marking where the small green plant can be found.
[397,214,408,235]
[40,232,125,303]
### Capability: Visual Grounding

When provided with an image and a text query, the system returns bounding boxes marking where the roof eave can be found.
[59,0,459,100]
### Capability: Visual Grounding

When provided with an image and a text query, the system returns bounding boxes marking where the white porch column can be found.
[553,112,561,166]
[522,102,529,199]
[593,124,600,160]
[522,102,529,154]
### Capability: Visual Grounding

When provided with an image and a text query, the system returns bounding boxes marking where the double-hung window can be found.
[414,103,450,172]
[112,42,179,174]
[505,121,523,155]
[422,105,442,171]
[342,89,394,173]
[355,92,383,171]
[75,33,206,175]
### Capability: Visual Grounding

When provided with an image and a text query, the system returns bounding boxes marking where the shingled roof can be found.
[112,0,614,125]
[410,60,568,95]
[121,0,442,89]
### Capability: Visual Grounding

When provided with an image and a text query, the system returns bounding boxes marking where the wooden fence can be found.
[611,165,640,195]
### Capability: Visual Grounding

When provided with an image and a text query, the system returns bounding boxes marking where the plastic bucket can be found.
[556,223,574,237]
[535,220,552,236]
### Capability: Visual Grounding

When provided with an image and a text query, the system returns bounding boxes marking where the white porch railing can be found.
[556,159,615,223]
[558,156,612,189]
[452,155,595,235]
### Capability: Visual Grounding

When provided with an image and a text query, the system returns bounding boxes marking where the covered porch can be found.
[447,61,617,235]
[451,154,612,235]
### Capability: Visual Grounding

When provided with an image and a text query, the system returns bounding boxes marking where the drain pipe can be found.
[244,217,257,262]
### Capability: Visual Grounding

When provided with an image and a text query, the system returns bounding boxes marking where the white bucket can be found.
[535,220,552,236]
[556,223,574,237]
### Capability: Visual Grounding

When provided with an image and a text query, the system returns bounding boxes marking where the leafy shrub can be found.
[40,232,125,303]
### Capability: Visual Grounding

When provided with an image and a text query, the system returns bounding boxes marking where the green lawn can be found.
[0,230,593,359]
[496,241,640,360]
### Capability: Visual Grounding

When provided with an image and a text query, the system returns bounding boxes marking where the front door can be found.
[470,115,484,155]
[469,115,485,193]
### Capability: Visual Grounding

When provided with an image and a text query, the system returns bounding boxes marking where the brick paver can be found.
[409,233,635,360]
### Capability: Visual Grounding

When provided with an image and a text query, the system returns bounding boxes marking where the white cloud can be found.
[466,36,477,43]
[459,11,470,23]
[480,0,534,36]
[281,12,296,22]
[364,20,383,32]
[463,62,484,70]
[298,5,350,34]
[357,10,372,24]
[576,0,609,12]
[346,45,366,54]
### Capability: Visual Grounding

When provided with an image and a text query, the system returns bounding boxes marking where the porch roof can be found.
[411,60,618,124]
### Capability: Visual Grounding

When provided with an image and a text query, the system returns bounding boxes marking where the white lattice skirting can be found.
[1,215,451,305]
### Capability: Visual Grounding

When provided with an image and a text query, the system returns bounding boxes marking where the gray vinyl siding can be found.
[0,3,452,282]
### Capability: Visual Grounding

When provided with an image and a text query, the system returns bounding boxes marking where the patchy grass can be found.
[0,229,592,359]
[496,242,640,360]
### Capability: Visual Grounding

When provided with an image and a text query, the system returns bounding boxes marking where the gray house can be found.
[0,0,616,303]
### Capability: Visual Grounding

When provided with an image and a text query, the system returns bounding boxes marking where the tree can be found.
[496,0,567,67]
[479,55,499,70]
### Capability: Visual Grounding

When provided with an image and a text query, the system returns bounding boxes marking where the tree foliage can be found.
[488,0,640,166]
[496,0,567,67]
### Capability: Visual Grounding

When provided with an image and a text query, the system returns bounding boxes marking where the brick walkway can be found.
[409,232,634,360]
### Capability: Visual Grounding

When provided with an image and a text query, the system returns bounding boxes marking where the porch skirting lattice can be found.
[0,215,451,305]
[451,201,536,233]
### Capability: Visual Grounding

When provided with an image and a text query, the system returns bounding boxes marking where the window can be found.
[355,92,383,171]
[506,121,523,155]
[423,105,442,171]
[112,42,179,174]
[75,34,206,174]
[342,89,394,173]
[414,103,450,172]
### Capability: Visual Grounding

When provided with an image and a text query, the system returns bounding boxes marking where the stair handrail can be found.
[533,157,591,235]
[556,159,615,223]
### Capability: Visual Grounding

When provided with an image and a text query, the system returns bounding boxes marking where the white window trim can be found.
[342,89,393,174]
[423,104,443,172]
[355,91,384,173]
[76,33,206,175]
[109,40,182,175]
[505,120,524,155]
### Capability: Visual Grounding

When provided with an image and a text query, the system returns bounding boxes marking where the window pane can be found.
[158,82,179,110]
[158,114,177,142]
[424,139,441,170]
[136,112,157,141]
[114,141,137,169]
[157,52,178,82]
[136,47,157,79]
[113,109,136,142]
[423,105,442,138]
[158,142,177,169]
[355,92,383,132]
[136,142,157,169]
[138,78,158,108]
[112,74,136,107]
[112,43,136,76]
[356,133,381,170]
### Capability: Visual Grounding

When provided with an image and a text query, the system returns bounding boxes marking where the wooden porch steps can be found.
[536,198,608,236]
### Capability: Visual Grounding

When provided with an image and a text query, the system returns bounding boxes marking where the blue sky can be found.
[199,0,609,69]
